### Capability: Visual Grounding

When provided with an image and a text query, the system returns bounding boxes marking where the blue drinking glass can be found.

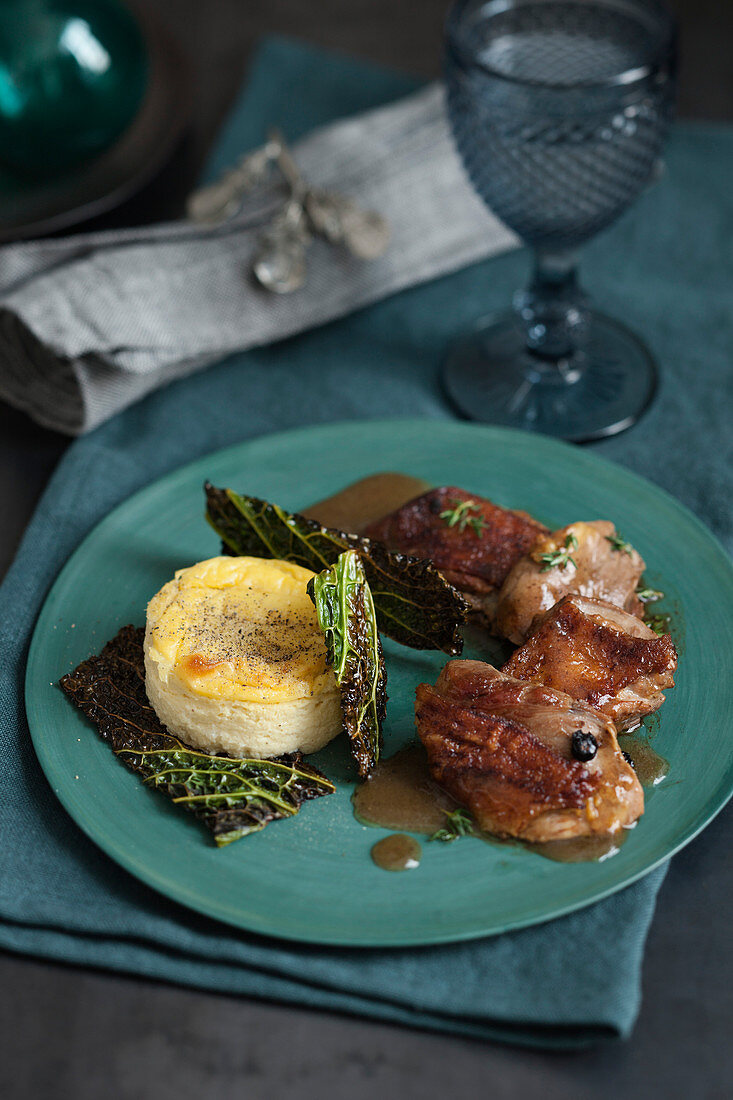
[443,0,676,441]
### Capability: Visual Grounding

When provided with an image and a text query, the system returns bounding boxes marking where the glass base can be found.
[442,309,658,443]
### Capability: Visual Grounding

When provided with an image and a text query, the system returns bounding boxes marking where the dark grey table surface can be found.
[2,3,731,1097]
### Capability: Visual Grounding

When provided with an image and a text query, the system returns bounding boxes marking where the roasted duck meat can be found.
[364,486,547,622]
[494,521,645,644]
[415,661,643,842]
[502,595,677,731]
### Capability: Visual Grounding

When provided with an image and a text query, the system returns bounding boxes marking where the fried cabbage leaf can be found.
[60,626,335,846]
[205,483,468,655]
[308,550,387,777]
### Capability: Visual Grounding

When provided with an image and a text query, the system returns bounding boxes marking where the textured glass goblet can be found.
[443,0,676,441]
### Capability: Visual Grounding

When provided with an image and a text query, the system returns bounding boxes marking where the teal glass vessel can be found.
[0,0,148,177]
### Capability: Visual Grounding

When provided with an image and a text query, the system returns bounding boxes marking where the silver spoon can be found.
[306,190,390,259]
[252,200,311,294]
[186,139,280,224]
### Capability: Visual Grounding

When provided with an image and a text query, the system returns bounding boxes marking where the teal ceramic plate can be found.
[25,421,733,946]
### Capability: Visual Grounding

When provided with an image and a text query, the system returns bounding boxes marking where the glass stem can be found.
[513,249,589,364]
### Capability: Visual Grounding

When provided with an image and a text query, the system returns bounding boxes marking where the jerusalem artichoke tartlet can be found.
[144,556,341,758]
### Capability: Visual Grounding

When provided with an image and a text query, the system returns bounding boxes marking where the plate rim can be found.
[24,418,733,947]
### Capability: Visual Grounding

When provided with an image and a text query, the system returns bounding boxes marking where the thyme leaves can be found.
[429,807,475,843]
[439,498,487,538]
[537,533,579,573]
[645,614,672,637]
[606,532,634,555]
[636,585,664,604]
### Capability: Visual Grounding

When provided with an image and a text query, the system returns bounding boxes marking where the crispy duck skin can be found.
[364,486,547,620]
[493,521,646,644]
[415,661,643,842]
[502,595,677,731]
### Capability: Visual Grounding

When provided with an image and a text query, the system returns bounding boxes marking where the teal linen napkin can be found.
[2,36,732,1049]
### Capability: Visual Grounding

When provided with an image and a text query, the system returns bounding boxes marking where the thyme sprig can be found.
[429,807,475,843]
[606,532,633,555]
[636,585,664,604]
[645,613,671,636]
[538,533,578,573]
[439,498,487,538]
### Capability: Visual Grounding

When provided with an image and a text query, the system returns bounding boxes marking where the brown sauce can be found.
[355,743,635,864]
[618,735,669,787]
[353,743,456,835]
[455,822,629,863]
[520,831,629,863]
[371,834,422,871]
[302,472,431,534]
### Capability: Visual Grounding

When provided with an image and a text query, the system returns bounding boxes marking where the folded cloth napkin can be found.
[2,36,733,1049]
[0,51,515,435]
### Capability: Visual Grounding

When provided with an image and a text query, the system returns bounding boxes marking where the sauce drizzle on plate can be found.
[370,834,422,872]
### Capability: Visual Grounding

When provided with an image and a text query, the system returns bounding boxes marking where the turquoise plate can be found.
[25,421,733,946]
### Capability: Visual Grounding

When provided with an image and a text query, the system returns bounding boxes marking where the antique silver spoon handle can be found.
[186,137,281,224]
[187,130,390,291]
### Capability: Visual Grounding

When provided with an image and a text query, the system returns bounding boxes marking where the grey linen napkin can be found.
[0,84,516,435]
